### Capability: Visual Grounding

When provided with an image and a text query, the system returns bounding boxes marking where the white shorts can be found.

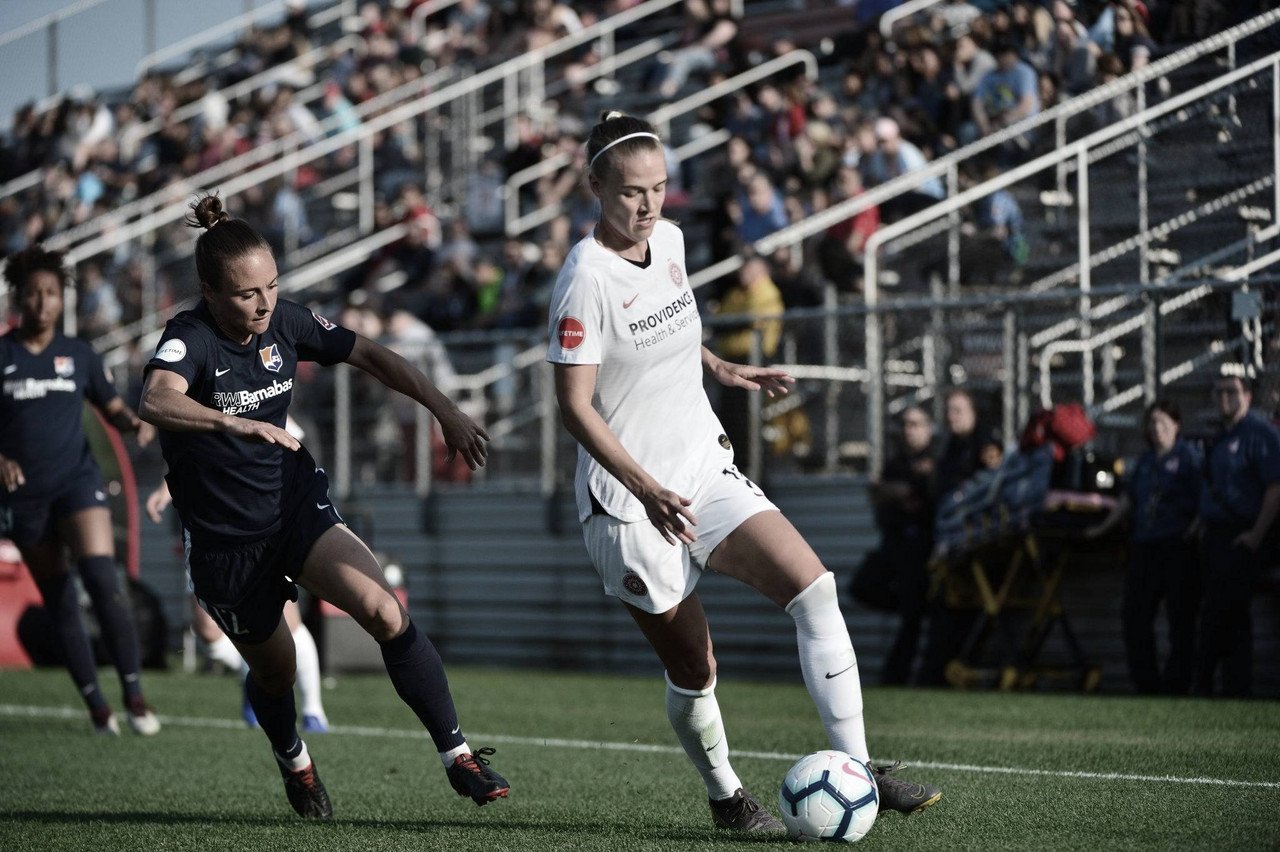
[582,464,778,614]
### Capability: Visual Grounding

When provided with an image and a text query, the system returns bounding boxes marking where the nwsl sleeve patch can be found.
[155,339,187,363]
[556,316,586,351]
[312,312,337,331]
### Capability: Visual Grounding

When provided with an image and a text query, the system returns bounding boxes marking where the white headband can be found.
[588,132,661,170]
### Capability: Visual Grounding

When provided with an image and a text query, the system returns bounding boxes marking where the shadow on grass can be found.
[0,810,785,843]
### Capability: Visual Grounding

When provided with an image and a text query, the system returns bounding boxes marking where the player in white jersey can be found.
[547,112,941,831]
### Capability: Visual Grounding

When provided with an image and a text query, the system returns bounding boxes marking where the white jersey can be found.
[547,220,732,522]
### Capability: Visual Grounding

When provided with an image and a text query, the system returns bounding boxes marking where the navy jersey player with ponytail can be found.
[1,245,160,736]
[139,193,508,820]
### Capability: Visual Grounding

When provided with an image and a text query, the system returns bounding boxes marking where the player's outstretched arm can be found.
[553,362,697,545]
[100,396,156,447]
[138,369,300,449]
[699,346,794,397]
[344,335,489,470]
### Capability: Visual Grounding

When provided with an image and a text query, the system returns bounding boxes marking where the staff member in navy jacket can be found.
[1087,400,1201,694]
[1196,371,1280,697]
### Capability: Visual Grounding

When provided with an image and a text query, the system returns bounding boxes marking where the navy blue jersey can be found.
[1200,411,1280,525]
[1126,439,1200,543]
[0,330,118,497]
[145,298,355,543]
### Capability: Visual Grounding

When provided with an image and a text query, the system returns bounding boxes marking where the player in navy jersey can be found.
[547,112,940,833]
[0,245,160,736]
[138,194,507,820]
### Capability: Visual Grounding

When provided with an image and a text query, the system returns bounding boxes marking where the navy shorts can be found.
[0,471,108,550]
[185,466,343,645]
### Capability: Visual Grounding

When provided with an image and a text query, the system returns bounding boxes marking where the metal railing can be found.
[687,11,1280,291]
[39,0,689,276]
[135,0,353,76]
[310,273,1277,495]
[858,50,1280,474]
[879,0,947,38]
[0,0,114,97]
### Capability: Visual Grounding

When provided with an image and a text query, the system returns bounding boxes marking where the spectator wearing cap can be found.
[861,117,945,222]
[972,40,1041,163]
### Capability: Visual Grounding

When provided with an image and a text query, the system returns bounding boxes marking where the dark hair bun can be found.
[186,192,230,230]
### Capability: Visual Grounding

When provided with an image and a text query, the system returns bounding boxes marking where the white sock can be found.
[206,635,246,672]
[664,672,742,800]
[786,572,870,763]
[275,739,311,772]
[440,742,471,768]
[291,623,327,723]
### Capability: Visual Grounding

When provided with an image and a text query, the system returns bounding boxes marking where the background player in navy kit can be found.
[0,245,160,736]
[547,112,940,833]
[1086,400,1202,695]
[1195,371,1280,697]
[138,194,507,820]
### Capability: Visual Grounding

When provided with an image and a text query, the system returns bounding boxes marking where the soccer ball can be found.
[778,750,879,842]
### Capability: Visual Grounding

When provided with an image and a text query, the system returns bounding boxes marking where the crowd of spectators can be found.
[0,0,1264,353]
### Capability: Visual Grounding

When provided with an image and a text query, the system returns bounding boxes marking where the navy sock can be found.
[77,556,144,701]
[35,572,108,712]
[379,620,465,753]
[245,673,301,758]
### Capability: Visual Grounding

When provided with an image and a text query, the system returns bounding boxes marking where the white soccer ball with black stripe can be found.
[779,750,879,842]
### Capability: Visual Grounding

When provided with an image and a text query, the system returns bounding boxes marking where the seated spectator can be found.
[972,41,1041,162]
[1048,5,1097,95]
[862,117,945,221]
[649,0,740,99]
[1108,0,1158,72]
[732,172,790,246]
[815,165,880,293]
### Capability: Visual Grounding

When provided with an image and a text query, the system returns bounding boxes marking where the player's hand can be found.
[223,418,301,450]
[438,406,490,470]
[639,486,698,546]
[714,361,795,398]
[145,485,172,524]
[0,457,25,492]
[136,420,157,448]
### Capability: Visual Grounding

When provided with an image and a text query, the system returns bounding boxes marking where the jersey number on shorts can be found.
[205,603,249,637]
[722,467,764,496]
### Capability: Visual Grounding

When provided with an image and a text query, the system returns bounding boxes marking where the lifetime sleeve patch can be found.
[155,339,187,363]
[557,316,586,350]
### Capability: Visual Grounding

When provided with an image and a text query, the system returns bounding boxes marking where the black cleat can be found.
[870,761,941,815]
[709,788,786,832]
[278,757,334,820]
[447,747,510,806]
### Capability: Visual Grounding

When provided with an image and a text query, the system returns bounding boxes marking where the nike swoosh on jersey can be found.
[317,503,330,510]
[824,664,856,679]
[215,367,231,376]
[623,293,640,309]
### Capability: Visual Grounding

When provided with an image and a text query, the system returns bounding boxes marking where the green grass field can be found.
[1,665,1277,851]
